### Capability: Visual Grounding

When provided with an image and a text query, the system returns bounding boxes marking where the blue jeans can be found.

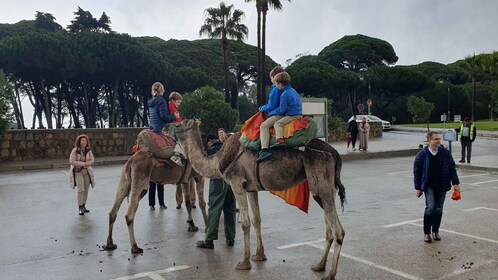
[423,186,446,234]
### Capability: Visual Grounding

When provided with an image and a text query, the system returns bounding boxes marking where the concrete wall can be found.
[1,128,144,161]
[328,122,382,142]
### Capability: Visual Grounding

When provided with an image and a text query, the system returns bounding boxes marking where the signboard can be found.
[357,103,365,113]
[454,115,461,122]
[367,99,372,106]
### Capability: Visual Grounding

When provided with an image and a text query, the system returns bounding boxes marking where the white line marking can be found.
[382,219,423,228]
[277,239,325,249]
[408,223,498,244]
[387,170,412,175]
[458,173,489,178]
[434,260,496,280]
[469,179,498,186]
[464,206,498,212]
[111,265,190,280]
[307,243,423,280]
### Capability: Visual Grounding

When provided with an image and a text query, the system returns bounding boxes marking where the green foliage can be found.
[318,34,398,71]
[0,70,13,133]
[180,86,239,134]
[328,116,345,132]
[406,96,434,125]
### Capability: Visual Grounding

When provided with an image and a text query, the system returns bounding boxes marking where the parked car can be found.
[348,115,391,130]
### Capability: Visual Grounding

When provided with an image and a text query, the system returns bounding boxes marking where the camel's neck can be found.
[182,129,222,179]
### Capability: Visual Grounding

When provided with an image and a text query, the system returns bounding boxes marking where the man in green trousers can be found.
[196,134,236,249]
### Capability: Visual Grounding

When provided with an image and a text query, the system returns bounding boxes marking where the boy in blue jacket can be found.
[257,71,302,162]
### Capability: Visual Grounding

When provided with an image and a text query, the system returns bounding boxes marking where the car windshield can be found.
[368,115,381,121]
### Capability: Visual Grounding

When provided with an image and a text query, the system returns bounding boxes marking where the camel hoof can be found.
[102,244,117,251]
[311,263,326,272]
[251,253,267,262]
[236,260,252,270]
[131,246,143,254]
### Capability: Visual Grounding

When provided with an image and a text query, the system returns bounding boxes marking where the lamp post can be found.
[447,86,451,122]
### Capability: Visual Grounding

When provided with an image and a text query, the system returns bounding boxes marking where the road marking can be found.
[382,219,423,228]
[307,243,423,280]
[111,265,190,280]
[469,179,498,186]
[434,260,496,280]
[407,223,498,244]
[458,173,489,178]
[463,207,498,212]
[277,238,325,249]
[387,170,412,175]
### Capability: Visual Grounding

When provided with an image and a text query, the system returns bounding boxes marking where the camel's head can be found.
[171,119,201,143]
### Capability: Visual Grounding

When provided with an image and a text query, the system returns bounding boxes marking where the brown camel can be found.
[102,148,207,254]
[173,120,346,280]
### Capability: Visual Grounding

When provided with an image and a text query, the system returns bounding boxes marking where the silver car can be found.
[348,115,391,130]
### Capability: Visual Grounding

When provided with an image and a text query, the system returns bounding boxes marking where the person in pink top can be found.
[69,134,96,216]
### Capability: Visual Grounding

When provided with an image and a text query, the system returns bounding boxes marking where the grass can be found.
[402,120,498,131]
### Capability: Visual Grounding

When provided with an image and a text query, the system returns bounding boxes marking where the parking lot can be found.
[1,154,497,280]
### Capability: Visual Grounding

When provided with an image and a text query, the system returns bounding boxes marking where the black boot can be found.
[79,205,84,216]
[82,203,90,213]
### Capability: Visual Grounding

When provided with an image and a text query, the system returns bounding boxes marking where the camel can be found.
[102,148,207,254]
[173,119,346,280]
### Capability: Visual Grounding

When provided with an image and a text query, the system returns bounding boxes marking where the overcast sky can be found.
[2,0,498,67]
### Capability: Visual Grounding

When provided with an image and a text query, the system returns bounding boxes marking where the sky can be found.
[2,0,498,127]
[2,0,498,66]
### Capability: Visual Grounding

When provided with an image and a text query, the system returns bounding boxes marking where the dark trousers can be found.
[460,138,472,161]
[206,179,236,241]
[351,132,358,148]
[148,182,165,206]
[423,186,446,234]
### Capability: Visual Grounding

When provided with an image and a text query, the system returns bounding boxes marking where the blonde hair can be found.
[169,91,182,101]
[274,72,291,86]
[270,66,284,78]
[151,82,164,97]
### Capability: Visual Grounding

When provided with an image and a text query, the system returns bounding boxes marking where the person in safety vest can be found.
[454,117,476,163]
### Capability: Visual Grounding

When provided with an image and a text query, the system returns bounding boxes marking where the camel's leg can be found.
[182,181,198,232]
[247,192,266,262]
[103,166,130,251]
[231,185,252,270]
[125,187,145,254]
[311,217,332,272]
[195,176,208,228]
[321,199,344,280]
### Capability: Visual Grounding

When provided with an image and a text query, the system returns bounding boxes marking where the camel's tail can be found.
[306,139,346,211]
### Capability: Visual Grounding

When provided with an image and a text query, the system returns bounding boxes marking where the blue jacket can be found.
[274,85,302,116]
[260,85,281,117]
[413,145,459,192]
[148,96,175,132]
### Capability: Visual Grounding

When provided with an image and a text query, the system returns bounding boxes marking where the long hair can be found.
[74,134,91,155]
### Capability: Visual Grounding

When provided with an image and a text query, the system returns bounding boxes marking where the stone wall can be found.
[328,122,382,142]
[1,128,144,161]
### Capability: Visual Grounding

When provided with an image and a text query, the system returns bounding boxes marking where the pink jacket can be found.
[69,147,96,189]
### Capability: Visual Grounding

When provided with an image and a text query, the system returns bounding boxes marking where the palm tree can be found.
[245,0,290,107]
[462,54,481,121]
[199,2,248,107]
[485,52,498,119]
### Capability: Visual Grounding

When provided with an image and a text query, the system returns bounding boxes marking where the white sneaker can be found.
[352,148,357,151]
[171,155,184,167]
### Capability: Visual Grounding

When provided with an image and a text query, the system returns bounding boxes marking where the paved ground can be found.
[1,129,497,280]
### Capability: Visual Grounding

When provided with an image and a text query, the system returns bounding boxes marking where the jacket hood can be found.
[148,96,163,108]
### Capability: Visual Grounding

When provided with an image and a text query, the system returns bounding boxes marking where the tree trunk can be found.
[222,38,230,105]
[12,80,25,129]
[261,9,267,106]
[110,78,120,127]
[256,8,262,107]
[39,73,53,128]
[472,77,476,121]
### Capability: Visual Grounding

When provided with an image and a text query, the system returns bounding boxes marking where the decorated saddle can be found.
[136,129,176,159]
[239,112,318,151]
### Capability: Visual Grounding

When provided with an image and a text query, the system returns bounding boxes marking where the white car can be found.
[348,115,391,130]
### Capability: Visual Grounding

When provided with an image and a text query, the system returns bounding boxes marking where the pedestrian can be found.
[147,82,183,167]
[358,117,370,151]
[218,127,228,143]
[69,134,96,216]
[347,116,359,151]
[148,181,166,211]
[454,117,476,163]
[413,131,461,243]
[257,71,302,162]
[196,134,236,249]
